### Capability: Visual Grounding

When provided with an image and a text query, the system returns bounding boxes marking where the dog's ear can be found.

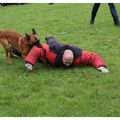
[32,28,37,34]
[25,33,31,41]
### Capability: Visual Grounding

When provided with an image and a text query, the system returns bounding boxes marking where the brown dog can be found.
[0,28,39,64]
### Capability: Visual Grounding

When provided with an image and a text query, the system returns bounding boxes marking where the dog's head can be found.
[24,28,40,46]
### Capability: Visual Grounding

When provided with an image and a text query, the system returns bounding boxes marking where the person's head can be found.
[62,49,74,67]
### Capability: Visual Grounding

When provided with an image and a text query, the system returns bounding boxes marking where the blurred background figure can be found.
[48,3,55,5]
[90,3,120,26]
[0,3,25,7]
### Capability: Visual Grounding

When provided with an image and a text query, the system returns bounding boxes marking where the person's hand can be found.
[25,63,33,71]
[97,66,109,73]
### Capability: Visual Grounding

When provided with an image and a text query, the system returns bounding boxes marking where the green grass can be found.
[0,3,120,116]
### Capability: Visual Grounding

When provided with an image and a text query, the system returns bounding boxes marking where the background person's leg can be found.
[90,3,101,24]
[108,3,120,26]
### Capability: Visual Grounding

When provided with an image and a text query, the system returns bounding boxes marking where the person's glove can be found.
[97,66,109,73]
[25,63,33,71]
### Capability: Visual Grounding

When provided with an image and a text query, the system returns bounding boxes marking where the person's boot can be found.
[90,18,94,24]
[114,21,120,26]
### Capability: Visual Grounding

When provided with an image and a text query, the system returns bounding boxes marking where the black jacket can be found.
[45,36,82,67]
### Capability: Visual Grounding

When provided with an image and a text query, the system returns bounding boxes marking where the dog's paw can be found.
[8,60,12,64]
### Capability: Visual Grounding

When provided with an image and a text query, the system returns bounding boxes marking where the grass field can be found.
[0,3,120,117]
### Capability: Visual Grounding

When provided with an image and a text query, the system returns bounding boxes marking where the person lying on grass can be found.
[22,36,109,73]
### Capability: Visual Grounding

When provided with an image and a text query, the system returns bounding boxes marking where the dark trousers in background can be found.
[91,3,119,25]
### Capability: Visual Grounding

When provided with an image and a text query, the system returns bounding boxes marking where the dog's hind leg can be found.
[4,45,12,64]
[0,38,11,64]
[0,39,9,56]
[1,39,12,64]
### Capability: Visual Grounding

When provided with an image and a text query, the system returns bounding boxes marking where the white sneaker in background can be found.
[97,66,109,73]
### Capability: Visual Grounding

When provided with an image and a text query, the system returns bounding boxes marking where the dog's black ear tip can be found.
[32,28,35,31]
[32,28,36,31]
[25,33,28,35]
[25,33,30,41]
[32,28,37,34]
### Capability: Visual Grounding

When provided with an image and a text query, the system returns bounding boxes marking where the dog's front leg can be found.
[22,54,26,60]
[22,47,30,60]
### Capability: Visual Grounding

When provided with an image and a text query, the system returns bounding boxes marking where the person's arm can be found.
[81,51,109,73]
[25,46,42,71]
